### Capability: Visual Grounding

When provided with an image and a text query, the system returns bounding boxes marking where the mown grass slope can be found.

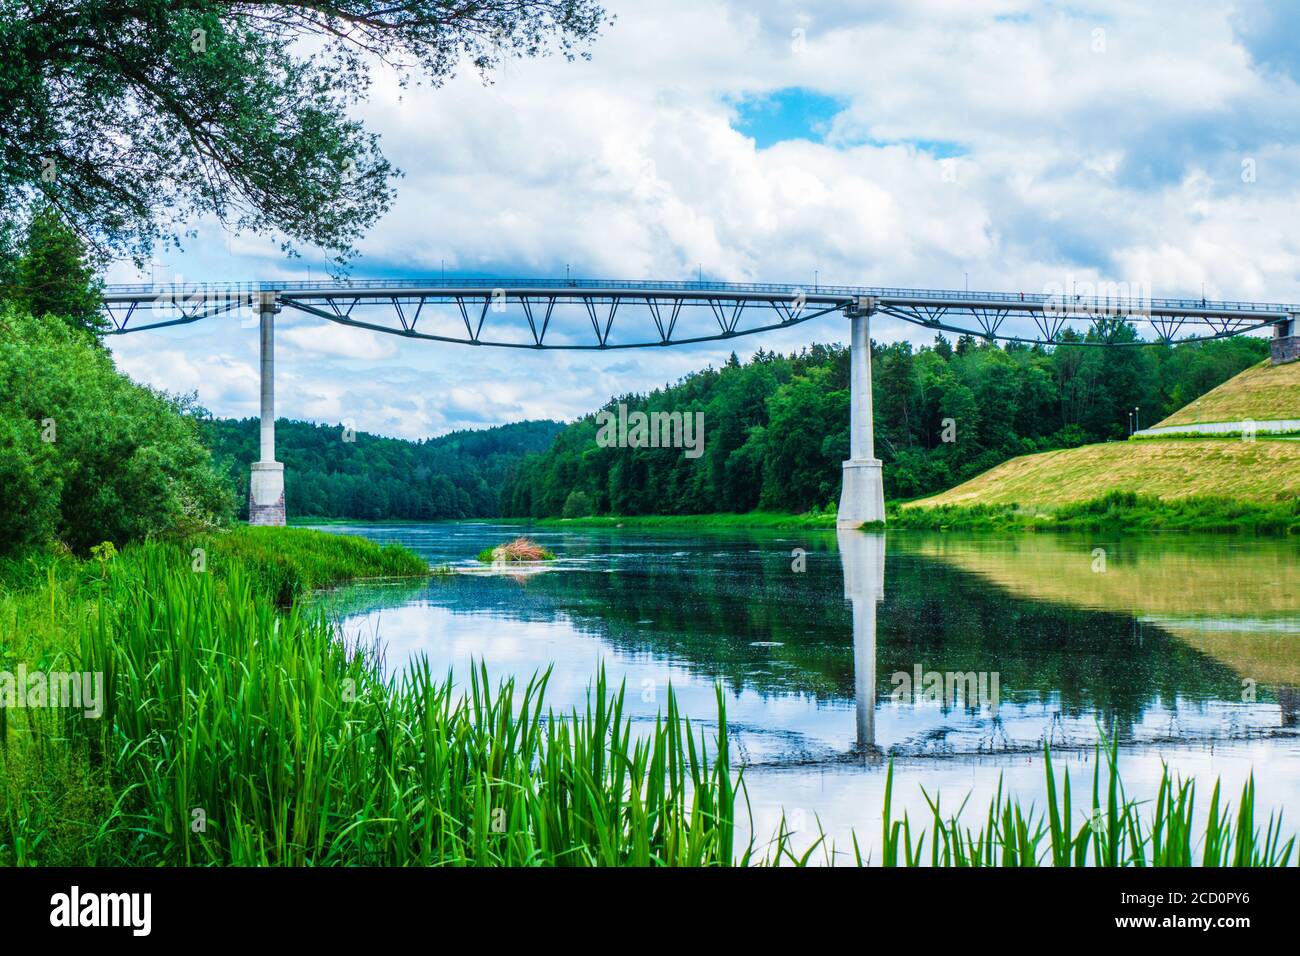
[906,438,1300,508]
[1156,358,1300,426]
[905,356,1300,516]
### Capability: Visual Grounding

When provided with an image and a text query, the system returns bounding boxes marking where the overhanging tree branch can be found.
[0,0,609,267]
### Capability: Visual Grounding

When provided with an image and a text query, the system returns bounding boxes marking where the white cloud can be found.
[280,322,400,360]
[113,346,259,413]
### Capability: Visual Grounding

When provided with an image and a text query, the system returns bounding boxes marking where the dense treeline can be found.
[201,417,564,520]
[503,329,1269,516]
[0,308,235,554]
[1,208,234,556]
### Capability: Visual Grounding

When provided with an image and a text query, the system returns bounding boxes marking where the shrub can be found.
[562,489,594,518]
[0,412,60,551]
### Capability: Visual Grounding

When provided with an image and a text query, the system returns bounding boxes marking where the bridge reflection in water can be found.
[840,530,884,757]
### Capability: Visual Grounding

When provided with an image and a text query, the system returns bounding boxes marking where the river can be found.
[312,522,1300,863]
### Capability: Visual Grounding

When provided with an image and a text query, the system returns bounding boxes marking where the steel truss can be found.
[101,278,1296,348]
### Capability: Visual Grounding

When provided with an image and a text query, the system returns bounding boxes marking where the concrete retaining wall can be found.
[1135,419,1300,438]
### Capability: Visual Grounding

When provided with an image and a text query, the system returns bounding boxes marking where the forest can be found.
[501,329,1269,518]
[201,417,563,520]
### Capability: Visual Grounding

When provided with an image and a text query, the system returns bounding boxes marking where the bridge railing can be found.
[101,277,1298,316]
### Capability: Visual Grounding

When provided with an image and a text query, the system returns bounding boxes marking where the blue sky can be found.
[107,0,1300,439]
[733,88,846,148]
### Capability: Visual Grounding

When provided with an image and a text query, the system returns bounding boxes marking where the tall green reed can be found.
[877,738,1296,867]
[73,550,737,865]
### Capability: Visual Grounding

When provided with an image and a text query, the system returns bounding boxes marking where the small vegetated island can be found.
[477,536,556,563]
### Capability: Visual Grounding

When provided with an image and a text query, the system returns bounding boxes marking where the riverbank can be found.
[2,525,1293,865]
[299,512,847,530]
[0,527,738,866]
[903,358,1300,519]
[907,438,1300,512]
[299,498,1300,535]
[0,527,435,864]
[527,510,842,530]
[890,490,1300,534]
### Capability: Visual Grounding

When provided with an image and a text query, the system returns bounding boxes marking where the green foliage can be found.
[0,411,59,553]
[0,1,607,265]
[0,216,19,290]
[757,366,848,509]
[562,488,594,517]
[1051,490,1300,534]
[202,416,563,520]
[504,334,1269,517]
[88,540,116,578]
[0,537,736,866]
[200,526,429,604]
[0,307,234,554]
[3,205,106,337]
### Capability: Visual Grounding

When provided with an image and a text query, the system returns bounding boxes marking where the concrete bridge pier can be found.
[837,296,886,527]
[248,291,286,526]
[1272,312,1300,365]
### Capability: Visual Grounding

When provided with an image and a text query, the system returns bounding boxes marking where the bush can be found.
[0,413,60,551]
[562,489,594,517]
[893,492,1300,535]
[0,308,235,553]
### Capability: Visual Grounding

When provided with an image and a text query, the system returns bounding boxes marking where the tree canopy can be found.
[2,203,106,336]
[0,306,234,553]
[0,1,607,265]
[200,415,564,520]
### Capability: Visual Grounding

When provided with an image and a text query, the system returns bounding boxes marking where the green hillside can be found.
[1155,358,1300,426]
[905,438,1300,508]
[906,357,1300,514]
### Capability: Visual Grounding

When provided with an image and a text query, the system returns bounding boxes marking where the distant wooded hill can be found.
[201,418,564,520]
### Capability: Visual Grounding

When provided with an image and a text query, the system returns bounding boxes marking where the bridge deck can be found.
[99,278,1296,347]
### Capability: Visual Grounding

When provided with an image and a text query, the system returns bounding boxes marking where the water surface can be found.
[315,522,1300,859]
